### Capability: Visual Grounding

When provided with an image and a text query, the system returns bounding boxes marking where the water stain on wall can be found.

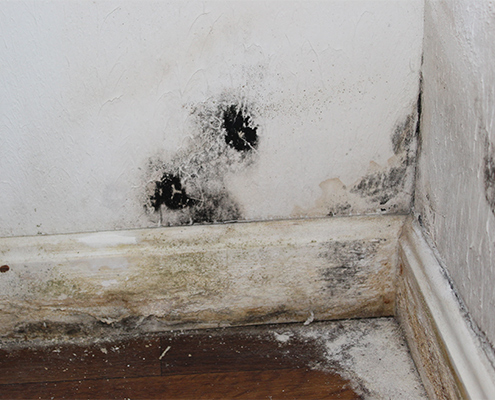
[145,96,259,225]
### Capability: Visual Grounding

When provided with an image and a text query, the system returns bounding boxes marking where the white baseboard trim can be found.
[0,215,403,339]
[397,218,495,400]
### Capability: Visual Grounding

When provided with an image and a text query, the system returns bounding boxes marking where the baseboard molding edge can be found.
[397,217,495,400]
[0,215,403,341]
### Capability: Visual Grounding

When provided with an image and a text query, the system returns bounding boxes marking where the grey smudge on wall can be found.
[145,95,259,225]
[350,109,419,213]
[292,102,421,219]
[484,139,495,215]
[319,240,379,296]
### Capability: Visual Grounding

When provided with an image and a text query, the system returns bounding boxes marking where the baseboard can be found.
[397,217,495,400]
[0,215,403,340]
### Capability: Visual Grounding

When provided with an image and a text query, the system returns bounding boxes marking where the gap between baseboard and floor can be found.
[0,214,494,398]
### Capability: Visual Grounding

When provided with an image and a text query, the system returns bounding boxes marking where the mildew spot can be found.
[352,164,407,206]
[145,95,260,225]
[483,140,495,215]
[319,240,379,295]
[350,107,419,212]
[392,113,417,158]
[223,104,258,151]
[327,203,351,217]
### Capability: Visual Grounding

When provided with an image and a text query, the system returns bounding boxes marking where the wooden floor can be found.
[0,324,360,400]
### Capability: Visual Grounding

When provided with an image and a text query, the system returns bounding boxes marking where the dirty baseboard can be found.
[0,215,403,340]
[397,218,495,400]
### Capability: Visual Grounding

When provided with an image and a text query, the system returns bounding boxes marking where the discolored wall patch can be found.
[144,96,259,226]
[483,138,495,216]
[319,240,380,296]
[294,104,420,218]
[350,110,418,212]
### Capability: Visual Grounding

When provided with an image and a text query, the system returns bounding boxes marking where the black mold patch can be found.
[145,96,260,225]
[150,173,195,211]
[484,140,495,215]
[223,105,258,151]
[319,240,379,296]
[327,203,351,217]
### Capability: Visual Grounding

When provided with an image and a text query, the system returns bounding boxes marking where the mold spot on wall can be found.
[150,173,195,211]
[144,95,260,225]
[327,203,352,217]
[391,113,417,159]
[223,105,258,151]
[350,108,419,213]
[483,140,495,215]
[293,105,420,218]
[351,164,407,207]
[188,192,242,224]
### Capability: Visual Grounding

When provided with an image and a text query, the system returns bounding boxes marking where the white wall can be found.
[416,0,495,349]
[0,1,424,237]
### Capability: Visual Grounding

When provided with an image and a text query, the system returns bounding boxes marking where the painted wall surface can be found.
[0,1,423,237]
[416,0,495,349]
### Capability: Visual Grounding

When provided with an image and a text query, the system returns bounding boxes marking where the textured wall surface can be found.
[416,0,495,349]
[0,1,423,237]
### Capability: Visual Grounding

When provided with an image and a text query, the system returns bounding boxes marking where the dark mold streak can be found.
[319,240,379,296]
[352,164,407,207]
[350,105,419,212]
[483,139,495,215]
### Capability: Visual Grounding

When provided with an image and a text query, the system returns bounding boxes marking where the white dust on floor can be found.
[273,317,428,399]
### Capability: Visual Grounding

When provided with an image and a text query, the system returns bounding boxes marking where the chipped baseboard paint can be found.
[397,218,495,400]
[0,215,403,340]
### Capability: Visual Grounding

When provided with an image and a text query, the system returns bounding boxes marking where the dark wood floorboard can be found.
[0,337,161,384]
[160,328,322,375]
[0,325,361,399]
[0,369,359,399]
